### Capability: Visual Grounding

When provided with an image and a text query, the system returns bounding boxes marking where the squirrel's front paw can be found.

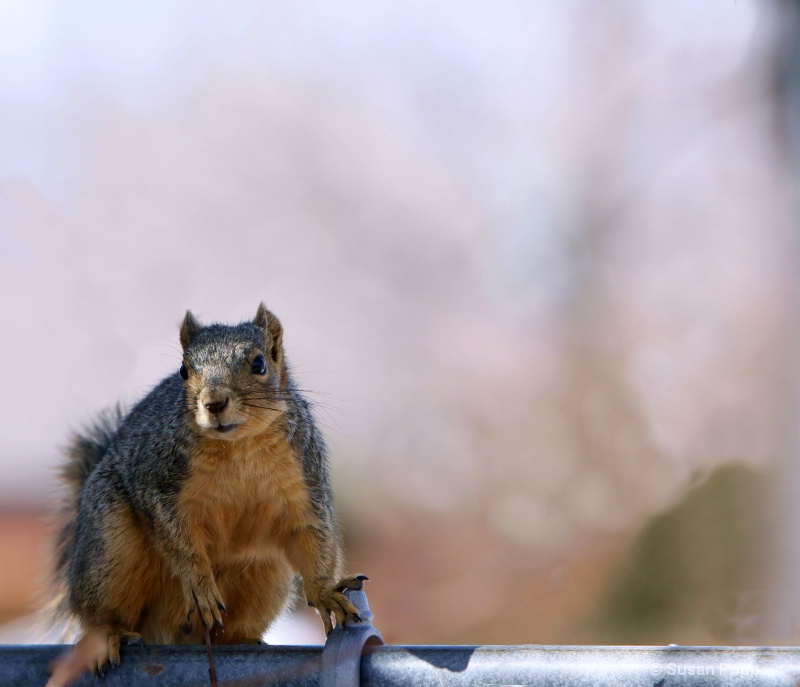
[307,573,368,635]
[183,573,226,631]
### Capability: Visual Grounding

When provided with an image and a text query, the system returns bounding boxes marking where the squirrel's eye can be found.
[251,354,267,376]
[179,364,188,380]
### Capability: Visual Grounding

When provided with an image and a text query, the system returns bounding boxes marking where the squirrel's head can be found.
[178,303,289,441]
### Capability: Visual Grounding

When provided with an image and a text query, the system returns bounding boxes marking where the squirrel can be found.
[46,303,366,687]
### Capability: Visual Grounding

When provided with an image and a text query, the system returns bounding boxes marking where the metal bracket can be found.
[320,588,384,687]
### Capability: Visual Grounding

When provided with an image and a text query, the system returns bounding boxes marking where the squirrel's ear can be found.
[180,310,201,350]
[253,303,283,365]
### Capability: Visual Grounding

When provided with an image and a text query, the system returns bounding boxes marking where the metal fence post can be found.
[319,588,385,687]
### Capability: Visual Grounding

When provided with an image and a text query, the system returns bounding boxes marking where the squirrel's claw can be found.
[336,573,369,592]
[185,575,226,633]
[308,574,368,634]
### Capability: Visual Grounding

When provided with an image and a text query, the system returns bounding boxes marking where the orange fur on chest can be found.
[177,430,313,564]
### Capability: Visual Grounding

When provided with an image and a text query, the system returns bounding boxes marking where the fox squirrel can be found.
[47,303,365,686]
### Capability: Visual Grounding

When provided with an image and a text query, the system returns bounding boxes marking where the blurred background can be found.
[1,0,800,646]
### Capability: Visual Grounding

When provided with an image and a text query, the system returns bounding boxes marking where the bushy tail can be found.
[59,407,124,502]
[50,406,125,623]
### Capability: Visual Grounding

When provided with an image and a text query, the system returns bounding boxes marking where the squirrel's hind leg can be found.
[46,627,139,687]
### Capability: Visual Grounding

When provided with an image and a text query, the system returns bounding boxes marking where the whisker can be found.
[237,407,275,428]
[292,389,347,401]
[240,402,284,414]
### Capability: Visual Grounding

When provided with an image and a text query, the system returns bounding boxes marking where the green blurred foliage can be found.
[598,464,767,643]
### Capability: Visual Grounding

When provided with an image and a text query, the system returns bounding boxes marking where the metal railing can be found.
[2,590,800,686]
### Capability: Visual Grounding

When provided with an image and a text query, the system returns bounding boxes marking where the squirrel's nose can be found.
[204,397,229,415]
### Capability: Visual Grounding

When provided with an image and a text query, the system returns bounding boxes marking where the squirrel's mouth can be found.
[214,423,239,434]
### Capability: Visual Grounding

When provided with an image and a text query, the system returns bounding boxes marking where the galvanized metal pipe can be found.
[362,645,800,687]
[0,644,319,686]
[4,644,800,687]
